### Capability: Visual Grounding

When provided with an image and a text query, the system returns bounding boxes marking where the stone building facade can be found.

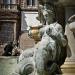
[0,0,21,54]
[0,0,39,52]
[0,0,75,52]
[20,0,39,49]
[0,0,75,74]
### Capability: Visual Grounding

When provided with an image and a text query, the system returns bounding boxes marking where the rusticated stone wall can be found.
[0,22,14,45]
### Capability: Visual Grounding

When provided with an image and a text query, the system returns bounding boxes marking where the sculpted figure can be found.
[34,24,67,75]
[14,23,67,75]
[13,1,68,75]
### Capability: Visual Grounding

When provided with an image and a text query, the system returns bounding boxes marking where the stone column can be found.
[14,22,17,43]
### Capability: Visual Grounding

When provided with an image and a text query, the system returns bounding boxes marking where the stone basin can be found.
[0,56,18,75]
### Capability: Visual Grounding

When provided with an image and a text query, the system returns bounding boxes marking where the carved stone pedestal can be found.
[0,56,18,75]
[61,58,75,75]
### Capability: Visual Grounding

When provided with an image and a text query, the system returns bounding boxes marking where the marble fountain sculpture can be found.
[13,0,68,75]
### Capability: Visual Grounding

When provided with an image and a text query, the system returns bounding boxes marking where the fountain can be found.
[13,0,68,75]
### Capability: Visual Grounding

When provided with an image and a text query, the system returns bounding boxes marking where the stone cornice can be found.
[0,11,20,19]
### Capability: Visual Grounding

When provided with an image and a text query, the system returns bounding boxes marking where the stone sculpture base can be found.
[0,56,18,75]
[61,58,75,75]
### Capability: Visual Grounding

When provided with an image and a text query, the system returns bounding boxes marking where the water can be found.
[0,56,18,75]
